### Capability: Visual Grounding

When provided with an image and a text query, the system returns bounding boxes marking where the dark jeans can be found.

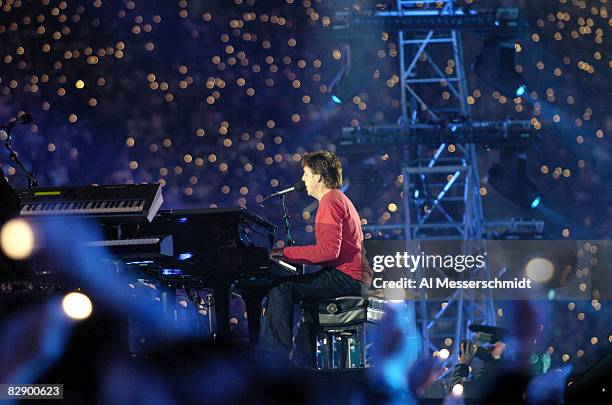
[257,267,363,365]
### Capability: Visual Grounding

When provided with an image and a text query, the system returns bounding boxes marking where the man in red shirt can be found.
[258,150,372,366]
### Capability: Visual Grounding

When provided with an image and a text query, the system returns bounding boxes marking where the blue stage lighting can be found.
[178,252,193,260]
[515,84,527,96]
[530,196,541,209]
[331,94,342,104]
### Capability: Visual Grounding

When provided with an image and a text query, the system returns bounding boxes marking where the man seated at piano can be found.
[260,150,372,367]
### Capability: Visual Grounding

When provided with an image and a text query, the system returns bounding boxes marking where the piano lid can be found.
[152,207,275,233]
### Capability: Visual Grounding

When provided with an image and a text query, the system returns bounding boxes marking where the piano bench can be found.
[300,296,386,370]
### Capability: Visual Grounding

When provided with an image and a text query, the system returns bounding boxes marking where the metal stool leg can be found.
[315,332,331,369]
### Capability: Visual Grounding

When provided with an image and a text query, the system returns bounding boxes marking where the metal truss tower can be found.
[331,0,545,366]
[393,0,495,359]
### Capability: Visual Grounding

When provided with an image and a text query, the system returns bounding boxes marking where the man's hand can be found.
[491,341,507,360]
[459,340,478,365]
[269,247,284,258]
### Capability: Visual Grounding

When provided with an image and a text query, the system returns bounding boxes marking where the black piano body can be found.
[107,208,275,278]
[96,208,286,341]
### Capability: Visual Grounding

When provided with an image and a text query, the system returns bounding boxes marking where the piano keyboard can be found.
[82,236,173,258]
[83,237,164,247]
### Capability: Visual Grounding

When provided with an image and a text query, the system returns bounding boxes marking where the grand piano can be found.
[99,207,293,341]
[10,184,296,342]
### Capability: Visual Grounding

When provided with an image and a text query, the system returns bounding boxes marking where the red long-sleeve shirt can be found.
[282,189,372,284]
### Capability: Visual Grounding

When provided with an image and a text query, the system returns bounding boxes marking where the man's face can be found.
[301,165,320,196]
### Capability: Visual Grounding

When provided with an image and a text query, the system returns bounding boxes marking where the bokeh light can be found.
[0,218,35,260]
[525,258,555,282]
[451,383,464,396]
[62,292,93,320]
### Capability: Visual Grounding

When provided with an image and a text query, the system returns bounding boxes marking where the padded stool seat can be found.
[300,295,386,369]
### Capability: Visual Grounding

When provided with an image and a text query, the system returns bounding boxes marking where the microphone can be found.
[0,113,33,141]
[3,113,33,129]
[263,180,305,200]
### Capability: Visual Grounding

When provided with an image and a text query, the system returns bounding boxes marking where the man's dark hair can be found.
[302,150,342,189]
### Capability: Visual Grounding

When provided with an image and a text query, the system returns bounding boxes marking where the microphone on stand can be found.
[261,180,305,254]
[1,113,38,188]
[0,113,33,141]
[262,180,305,202]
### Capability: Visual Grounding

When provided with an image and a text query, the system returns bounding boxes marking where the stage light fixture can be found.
[328,44,352,105]
[329,68,366,106]
[327,44,376,106]
[487,151,541,210]
[473,36,527,98]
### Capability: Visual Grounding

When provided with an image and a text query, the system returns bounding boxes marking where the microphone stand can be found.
[279,194,294,246]
[262,188,304,275]
[280,194,304,274]
[2,127,38,188]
